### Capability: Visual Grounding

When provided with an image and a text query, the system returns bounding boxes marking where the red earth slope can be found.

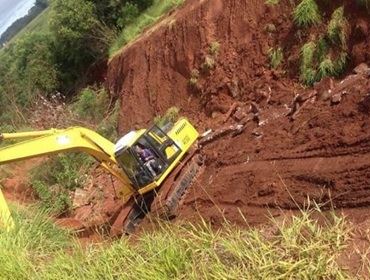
[107,0,370,226]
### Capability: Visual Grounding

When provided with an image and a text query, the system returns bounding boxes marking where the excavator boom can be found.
[0,127,116,165]
[0,127,135,231]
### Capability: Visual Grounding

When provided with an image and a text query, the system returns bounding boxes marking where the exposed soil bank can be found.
[106,0,370,227]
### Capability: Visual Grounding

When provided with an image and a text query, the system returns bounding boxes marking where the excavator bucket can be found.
[0,189,14,231]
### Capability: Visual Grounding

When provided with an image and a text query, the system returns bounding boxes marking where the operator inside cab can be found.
[134,144,161,178]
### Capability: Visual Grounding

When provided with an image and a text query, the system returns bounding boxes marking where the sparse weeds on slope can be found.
[327,7,348,46]
[201,55,216,73]
[268,47,283,69]
[5,208,355,279]
[333,51,348,74]
[293,0,321,27]
[189,69,200,87]
[266,1,352,86]
[300,41,317,85]
[209,41,220,56]
[318,57,335,78]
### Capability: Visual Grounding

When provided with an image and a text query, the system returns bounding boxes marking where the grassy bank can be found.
[109,0,184,57]
[1,206,364,279]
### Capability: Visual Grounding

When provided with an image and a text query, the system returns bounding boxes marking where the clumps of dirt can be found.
[57,169,124,236]
[0,159,43,204]
[104,0,370,228]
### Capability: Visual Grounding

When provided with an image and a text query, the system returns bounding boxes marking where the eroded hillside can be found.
[106,0,370,226]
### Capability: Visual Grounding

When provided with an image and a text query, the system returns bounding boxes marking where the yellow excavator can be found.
[0,118,201,235]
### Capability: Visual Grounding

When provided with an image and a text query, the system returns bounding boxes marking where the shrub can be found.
[293,0,321,27]
[327,7,348,47]
[300,41,317,85]
[300,41,316,69]
[31,154,92,191]
[30,153,92,214]
[189,69,200,87]
[268,47,283,69]
[201,56,216,72]
[333,52,348,75]
[117,2,140,28]
[318,57,335,79]
[71,86,110,123]
[316,36,329,63]
[97,101,120,141]
[209,41,220,56]
[31,180,71,215]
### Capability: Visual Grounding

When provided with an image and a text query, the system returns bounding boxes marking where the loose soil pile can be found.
[107,0,370,227]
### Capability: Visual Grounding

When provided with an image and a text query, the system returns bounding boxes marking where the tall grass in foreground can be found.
[0,205,71,280]
[109,0,184,57]
[1,205,357,279]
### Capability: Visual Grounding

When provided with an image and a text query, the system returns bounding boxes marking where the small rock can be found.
[72,188,90,209]
[264,23,276,33]
[331,93,342,104]
[252,128,263,137]
[354,63,370,76]
[233,107,249,121]
[74,205,93,222]
[319,90,332,101]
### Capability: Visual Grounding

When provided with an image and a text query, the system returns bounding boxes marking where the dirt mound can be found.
[107,0,370,227]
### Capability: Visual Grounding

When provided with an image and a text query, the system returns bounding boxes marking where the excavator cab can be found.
[115,124,181,189]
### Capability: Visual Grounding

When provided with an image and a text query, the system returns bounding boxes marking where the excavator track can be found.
[109,150,203,236]
[150,151,204,220]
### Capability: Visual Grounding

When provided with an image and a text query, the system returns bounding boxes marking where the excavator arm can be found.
[0,127,116,164]
[0,127,135,231]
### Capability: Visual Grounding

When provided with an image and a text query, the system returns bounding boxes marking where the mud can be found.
[106,0,370,228]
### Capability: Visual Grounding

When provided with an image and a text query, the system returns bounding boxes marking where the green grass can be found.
[1,205,362,279]
[268,47,284,69]
[109,0,184,57]
[0,205,71,280]
[293,0,321,27]
[327,7,348,46]
[318,57,335,78]
[300,41,317,85]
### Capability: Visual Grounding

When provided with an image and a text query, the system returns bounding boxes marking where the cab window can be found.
[145,125,181,163]
[115,148,152,189]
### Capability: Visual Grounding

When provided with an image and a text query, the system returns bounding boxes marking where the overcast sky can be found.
[0,0,35,36]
